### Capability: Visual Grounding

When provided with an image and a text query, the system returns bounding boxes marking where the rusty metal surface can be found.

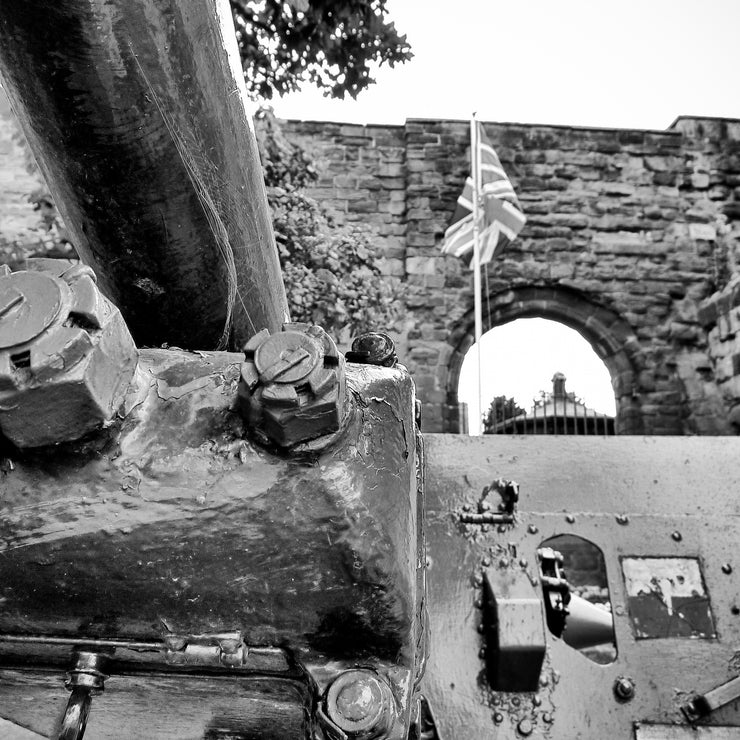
[0,0,288,349]
[0,349,421,738]
[421,434,740,739]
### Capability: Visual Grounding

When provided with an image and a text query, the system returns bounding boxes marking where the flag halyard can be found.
[440,123,525,266]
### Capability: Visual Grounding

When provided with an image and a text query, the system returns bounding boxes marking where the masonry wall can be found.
[285,116,740,435]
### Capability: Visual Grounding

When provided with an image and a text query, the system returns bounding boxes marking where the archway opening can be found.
[458,318,616,435]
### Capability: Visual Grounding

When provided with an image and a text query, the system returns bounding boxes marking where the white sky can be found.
[271,0,740,432]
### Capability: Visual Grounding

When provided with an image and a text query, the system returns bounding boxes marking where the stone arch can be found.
[446,285,644,434]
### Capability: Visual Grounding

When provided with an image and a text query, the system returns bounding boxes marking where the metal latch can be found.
[682,674,740,721]
[537,547,571,638]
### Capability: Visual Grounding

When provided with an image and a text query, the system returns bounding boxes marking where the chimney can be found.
[552,372,567,398]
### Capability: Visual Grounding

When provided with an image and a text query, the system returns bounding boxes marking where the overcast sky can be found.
[272,0,739,432]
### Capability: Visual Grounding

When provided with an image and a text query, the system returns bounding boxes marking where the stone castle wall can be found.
[285,116,740,434]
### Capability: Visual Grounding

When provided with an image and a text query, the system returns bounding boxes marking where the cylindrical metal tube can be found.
[0,0,288,350]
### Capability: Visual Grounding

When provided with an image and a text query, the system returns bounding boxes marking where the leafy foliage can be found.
[0,123,74,270]
[230,0,412,100]
[254,108,397,338]
[482,395,526,434]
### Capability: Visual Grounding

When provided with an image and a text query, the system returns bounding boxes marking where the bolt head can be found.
[347,332,397,367]
[325,670,393,736]
[238,324,346,448]
[0,263,137,447]
[613,676,635,702]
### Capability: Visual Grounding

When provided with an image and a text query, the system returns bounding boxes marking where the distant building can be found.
[487,373,615,435]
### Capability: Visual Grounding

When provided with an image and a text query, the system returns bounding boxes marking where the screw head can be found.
[613,676,635,702]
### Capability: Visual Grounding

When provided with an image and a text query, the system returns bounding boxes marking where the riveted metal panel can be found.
[422,434,740,739]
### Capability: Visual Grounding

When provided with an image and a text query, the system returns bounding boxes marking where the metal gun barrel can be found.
[0,0,288,350]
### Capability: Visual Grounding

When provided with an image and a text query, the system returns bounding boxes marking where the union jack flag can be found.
[441,122,526,266]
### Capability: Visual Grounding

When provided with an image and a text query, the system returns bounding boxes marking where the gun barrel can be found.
[0,0,288,349]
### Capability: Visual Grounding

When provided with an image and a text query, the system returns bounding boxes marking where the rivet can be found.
[477,624,485,634]
[493,712,504,725]
[672,531,682,542]
[722,563,733,574]
[481,524,490,533]
[479,648,486,659]
[462,503,471,512]
[616,514,629,525]
[474,597,483,609]
[499,558,509,568]
[527,524,539,534]
[519,558,529,568]
[543,712,553,724]
[517,718,533,736]
[565,514,575,524]
[533,696,542,707]
[497,524,507,533]
[511,696,521,707]
[482,557,491,567]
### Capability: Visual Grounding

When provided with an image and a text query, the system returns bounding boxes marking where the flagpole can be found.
[471,114,484,434]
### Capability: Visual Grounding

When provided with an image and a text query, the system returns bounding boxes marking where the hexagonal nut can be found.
[237,323,346,448]
[0,262,138,447]
[323,669,396,739]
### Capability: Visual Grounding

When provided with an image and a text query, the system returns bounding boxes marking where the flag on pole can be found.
[441,123,526,266]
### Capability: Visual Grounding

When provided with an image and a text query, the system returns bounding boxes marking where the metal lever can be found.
[682,674,740,722]
[56,652,107,740]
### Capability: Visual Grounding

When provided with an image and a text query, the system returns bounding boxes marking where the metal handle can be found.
[57,687,92,740]
[56,652,107,740]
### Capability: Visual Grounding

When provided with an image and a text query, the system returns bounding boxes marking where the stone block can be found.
[378,258,405,277]
[688,223,717,240]
[406,256,438,275]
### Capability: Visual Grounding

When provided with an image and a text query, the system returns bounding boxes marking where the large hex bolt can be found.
[324,670,396,738]
[0,261,138,448]
[238,323,346,448]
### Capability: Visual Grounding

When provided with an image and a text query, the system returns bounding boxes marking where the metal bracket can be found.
[682,674,740,722]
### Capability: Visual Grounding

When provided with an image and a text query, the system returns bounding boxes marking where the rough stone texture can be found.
[285,116,740,434]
